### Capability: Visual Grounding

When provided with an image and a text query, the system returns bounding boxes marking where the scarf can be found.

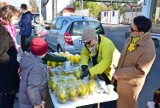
[0,17,18,49]
[128,32,149,52]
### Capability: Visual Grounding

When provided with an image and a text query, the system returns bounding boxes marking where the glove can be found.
[81,65,88,72]
[80,70,90,79]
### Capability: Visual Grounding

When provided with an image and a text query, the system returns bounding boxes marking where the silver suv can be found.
[46,16,106,54]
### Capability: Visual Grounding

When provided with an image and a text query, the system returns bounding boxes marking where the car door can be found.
[53,18,64,51]
[46,18,58,50]
[46,18,64,50]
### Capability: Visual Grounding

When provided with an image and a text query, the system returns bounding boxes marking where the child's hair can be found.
[153,88,160,108]
[20,4,27,10]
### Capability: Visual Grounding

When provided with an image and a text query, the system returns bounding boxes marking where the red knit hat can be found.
[30,37,48,56]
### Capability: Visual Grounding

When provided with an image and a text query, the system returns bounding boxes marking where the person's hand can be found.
[81,65,88,72]
[34,105,41,108]
[81,70,90,79]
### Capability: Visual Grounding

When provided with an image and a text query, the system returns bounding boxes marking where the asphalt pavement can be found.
[14,24,160,108]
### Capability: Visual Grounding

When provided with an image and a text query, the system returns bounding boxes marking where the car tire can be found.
[34,16,40,24]
[57,45,63,52]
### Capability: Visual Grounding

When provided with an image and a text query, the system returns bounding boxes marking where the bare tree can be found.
[29,0,38,12]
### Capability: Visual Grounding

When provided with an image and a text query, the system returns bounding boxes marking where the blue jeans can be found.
[102,100,116,108]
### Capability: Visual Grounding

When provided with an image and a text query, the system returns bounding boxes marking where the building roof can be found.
[62,8,75,13]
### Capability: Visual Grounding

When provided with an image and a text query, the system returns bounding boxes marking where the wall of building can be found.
[123,11,142,24]
[101,10,119,24]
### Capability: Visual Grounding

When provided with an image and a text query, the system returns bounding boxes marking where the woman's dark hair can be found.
[133,16,152,33]
[21,3,27,10]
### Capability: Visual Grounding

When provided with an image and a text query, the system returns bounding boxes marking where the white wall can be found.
[56,0,74,16]
[155,7,160,21]
[142,0,153,19]
[124,12,142,24]
[101,10,119,24]
[46,0,53,21]
[75,9,89,16]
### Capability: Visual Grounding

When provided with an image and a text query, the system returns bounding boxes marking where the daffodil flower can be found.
[128,43,135,52]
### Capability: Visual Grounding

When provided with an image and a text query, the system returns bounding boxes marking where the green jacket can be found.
[81,35,120,80]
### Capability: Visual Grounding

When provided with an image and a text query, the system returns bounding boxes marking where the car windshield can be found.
[70,21,104,36]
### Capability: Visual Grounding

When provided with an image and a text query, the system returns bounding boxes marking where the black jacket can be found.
[0,26,20,94]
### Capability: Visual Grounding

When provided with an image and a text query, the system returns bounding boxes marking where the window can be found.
[55,18,64,29]
[70,21,104,36]
[62,19,68,28]
[112,11,115,17]
[51,18,57,25]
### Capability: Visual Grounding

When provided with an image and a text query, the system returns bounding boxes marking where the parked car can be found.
[45,16,106,54]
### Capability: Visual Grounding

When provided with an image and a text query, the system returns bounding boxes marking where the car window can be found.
[62,19,68,28]
[51,18,57,25]
[70,21,104,36]
[55,18,64,30]
[88,21,104,34]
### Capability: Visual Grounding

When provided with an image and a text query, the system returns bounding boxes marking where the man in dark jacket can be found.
[19,4,33,52]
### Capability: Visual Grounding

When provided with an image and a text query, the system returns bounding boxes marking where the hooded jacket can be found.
[19,52,48,107]
[19,11,33,36]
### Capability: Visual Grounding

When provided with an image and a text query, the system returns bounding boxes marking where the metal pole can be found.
[38,0,42,24]
[110,0,112,24]
[136,0,138,16]
[82,0,83,10]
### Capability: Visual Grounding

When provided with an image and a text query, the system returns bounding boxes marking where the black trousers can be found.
[0,94,16,108]
[21,35,30,52]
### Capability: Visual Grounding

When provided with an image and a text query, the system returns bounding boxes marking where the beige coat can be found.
[114,33,156,108]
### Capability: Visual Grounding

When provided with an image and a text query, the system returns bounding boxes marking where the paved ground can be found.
[14,24,160,108]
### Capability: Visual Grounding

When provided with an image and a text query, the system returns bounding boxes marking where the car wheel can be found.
[57,45,63,53]
[34,16,40,24]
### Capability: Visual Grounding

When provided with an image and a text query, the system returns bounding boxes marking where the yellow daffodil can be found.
[128,32,148,52]
[128,43,135,52]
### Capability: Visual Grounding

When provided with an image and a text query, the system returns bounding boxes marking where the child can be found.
[19,37,50,108]
[25,24,48,51]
